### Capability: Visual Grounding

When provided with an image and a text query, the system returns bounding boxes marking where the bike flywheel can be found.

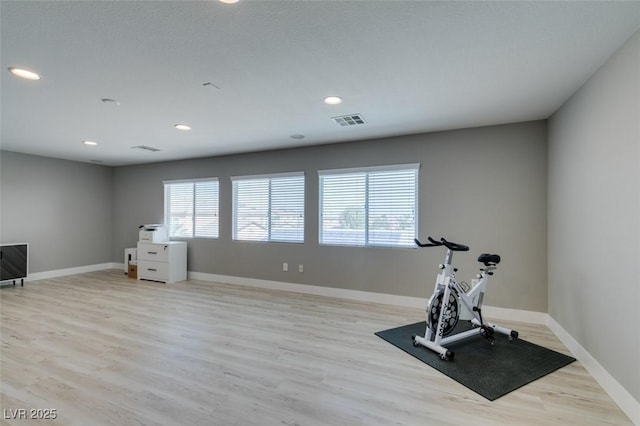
[427,289,460,336]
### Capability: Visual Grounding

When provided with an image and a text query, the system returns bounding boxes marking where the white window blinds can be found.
[232,172,304,243]
[319,164,418,247]
[164,178,219,238]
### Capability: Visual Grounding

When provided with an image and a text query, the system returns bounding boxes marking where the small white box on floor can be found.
[124,247,137,273]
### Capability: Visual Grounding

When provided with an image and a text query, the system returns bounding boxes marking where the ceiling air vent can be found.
[131,145,161,152]
[332,114,366,127]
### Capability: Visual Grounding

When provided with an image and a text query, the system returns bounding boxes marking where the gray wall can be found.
[114,121,548,311]
[548,30,640,400]
[0,151,114,273]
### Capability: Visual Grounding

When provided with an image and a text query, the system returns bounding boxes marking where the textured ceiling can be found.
[2,1,640,166]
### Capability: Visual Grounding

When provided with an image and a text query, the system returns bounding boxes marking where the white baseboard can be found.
[187,272,547,324]
[26,262,121,282]
[482,305,548,325]
[546,316,639,425]
[188,271,427,308]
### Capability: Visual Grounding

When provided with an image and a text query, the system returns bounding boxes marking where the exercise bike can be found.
[411,236,518,360]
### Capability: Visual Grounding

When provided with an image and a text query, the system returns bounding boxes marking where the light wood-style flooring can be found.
[0,270,631,425]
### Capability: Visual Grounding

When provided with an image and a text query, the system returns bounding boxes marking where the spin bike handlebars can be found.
[414,237,469,252]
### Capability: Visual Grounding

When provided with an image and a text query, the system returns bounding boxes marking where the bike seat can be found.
[478,253,501,265]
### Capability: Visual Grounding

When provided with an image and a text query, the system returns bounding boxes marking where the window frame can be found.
[231,171,305,244]
[318,163,419,248]
[163,177,220,239]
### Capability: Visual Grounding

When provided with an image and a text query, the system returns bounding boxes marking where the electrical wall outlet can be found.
[283,262,288,272]
[298,264,304,273]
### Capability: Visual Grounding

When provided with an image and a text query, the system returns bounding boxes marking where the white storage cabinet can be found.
[137,241,187,283]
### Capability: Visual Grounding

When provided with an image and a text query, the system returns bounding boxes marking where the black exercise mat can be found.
[375,321,576,401]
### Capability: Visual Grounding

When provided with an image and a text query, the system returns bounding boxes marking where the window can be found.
[164,178,219,238]
[319,164,418,247]
[232,172,304,243]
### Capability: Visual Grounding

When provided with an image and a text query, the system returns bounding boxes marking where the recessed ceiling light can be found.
[8,67,40,80]
[83,141,98,146]
[219,0,240,3]
[174,124,191,131]
[324,96,342,105]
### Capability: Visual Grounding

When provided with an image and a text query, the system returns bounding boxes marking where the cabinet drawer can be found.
[137,244,170,262]
[137,260,168,282]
